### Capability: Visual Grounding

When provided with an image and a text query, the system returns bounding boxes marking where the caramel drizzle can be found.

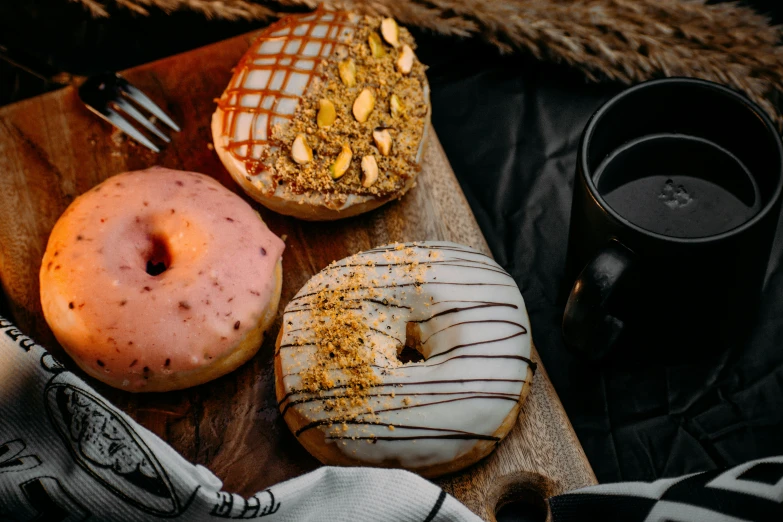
[217,9,355,161]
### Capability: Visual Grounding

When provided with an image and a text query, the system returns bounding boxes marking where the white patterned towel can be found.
[0,316,480,521]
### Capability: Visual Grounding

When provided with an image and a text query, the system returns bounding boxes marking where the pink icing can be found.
[40,167,284,389]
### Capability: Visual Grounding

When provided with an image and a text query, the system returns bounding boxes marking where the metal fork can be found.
[78,73,180,153]
[0,45,179,152]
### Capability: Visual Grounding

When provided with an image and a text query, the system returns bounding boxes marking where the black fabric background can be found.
[2,0,782,498]
[420,34,783,484]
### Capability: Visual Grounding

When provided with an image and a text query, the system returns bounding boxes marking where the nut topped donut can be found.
[275,241,534,477]
[211,9,431,220]
[39,167,285,392]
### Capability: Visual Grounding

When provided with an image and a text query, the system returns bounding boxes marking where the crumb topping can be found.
[298,266,381,414]
[286,244,431,422]
[269,16,429,198]
[301,264,379,396]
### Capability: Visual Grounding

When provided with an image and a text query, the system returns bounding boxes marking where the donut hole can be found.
[398,322,425,364]
[145,235,172,276]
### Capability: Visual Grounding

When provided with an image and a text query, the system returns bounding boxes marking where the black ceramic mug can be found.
[562,78,783,359]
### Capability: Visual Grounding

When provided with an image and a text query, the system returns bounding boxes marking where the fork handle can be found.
[0,43,84,85]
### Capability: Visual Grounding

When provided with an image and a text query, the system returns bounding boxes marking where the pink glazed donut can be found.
[39,167,285,392]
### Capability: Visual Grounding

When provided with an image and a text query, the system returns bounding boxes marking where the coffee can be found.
[594,134,761,238]
[564,79,783,358]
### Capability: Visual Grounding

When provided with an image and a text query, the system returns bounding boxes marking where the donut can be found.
[275,241,534,477]
[39,167,285,392]
[211,9,431,221]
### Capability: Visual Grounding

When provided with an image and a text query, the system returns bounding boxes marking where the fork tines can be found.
[78,73,180,153]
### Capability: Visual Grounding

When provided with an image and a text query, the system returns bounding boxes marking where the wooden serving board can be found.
[0,30,596,520]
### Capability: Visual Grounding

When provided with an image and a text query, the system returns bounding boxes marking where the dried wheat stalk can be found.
[72,0,783,126]
[71,0,277,19]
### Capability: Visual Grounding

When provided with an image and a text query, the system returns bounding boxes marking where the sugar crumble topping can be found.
[268,17,429,198]
[285,245,432,429]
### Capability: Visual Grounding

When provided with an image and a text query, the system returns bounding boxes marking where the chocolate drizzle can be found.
[281,355,533,380]
[277,242,533,462]
[297,419,500,441]
[279,377,528,406]
[413,303,520,323]
[279,387,522,416]
[318,259,511,277]
[363,244,483,256]
[422,319,526,343]
[426,331,527,361]
[327,434,501,442]
[367,395,520,416]
[284,298,411,315]
[288,281,517,305]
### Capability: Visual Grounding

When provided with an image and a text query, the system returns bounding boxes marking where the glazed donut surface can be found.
[275,241,533,477]
[40,167,285,392]
[211,9,431,220]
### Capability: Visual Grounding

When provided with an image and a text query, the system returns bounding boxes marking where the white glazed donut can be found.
[275,241,534,477]
[211,9,431,221]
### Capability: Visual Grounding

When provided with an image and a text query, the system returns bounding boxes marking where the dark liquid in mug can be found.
[594,134,761,238]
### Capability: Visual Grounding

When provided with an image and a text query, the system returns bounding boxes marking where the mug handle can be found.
[562,240,636,358]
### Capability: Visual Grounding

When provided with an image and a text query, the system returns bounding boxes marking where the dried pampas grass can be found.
[73,0,783,126]
[73,0,276,19]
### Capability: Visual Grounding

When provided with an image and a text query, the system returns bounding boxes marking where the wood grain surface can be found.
[0,30,596,520]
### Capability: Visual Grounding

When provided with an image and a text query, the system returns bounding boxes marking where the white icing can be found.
[253,114,268,141]
[275,97,298,117]
[231,72,245,89]
[301,41,322,57]
[244,69,270,90]
[271,115,288,128]
[283,72,310,96]
[232,113,253,141]
[269,70,286,91]
[240,93,261,108]
[284,39,302,54]
[294,59,315,71]
[277,242,532,469]
[258,39,284,55]
[312,24,328,38]
[252,57,277,66]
